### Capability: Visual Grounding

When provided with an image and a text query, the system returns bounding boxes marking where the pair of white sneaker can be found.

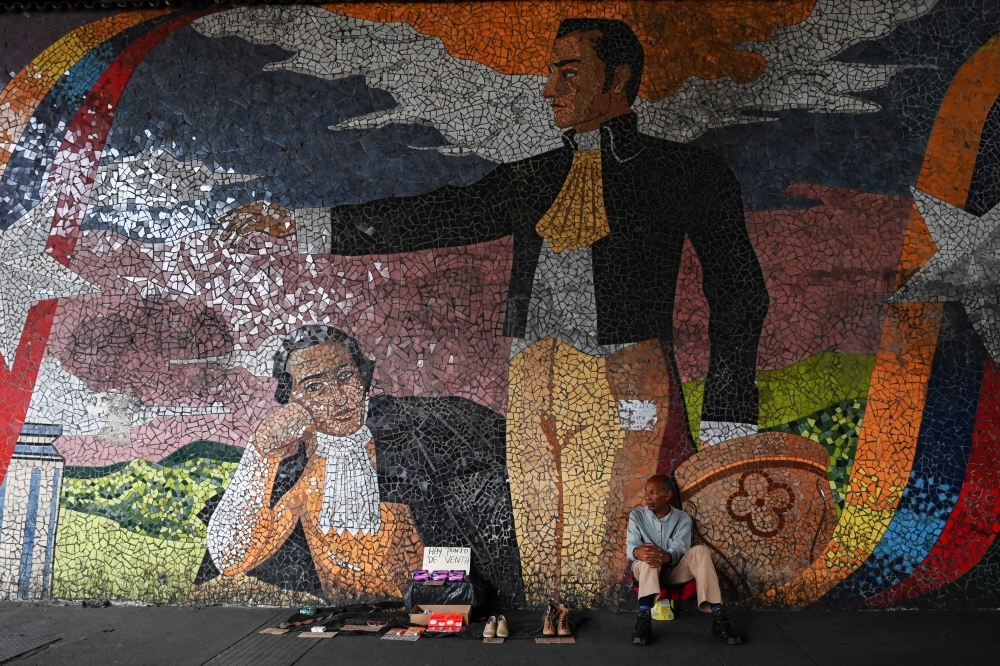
[483,615,509,638]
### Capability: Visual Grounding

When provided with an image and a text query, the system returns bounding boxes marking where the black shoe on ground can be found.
[711,607,745,645]
[632,609,653,645]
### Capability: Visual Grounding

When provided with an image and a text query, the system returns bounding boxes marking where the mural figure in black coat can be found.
[229,19,768,606]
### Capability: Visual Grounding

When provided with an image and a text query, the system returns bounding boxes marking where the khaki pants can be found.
[631,545,723,612]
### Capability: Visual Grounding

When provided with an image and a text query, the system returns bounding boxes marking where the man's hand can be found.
[254,402,315,458]
[220,201,297,243]
[634,543,672,568]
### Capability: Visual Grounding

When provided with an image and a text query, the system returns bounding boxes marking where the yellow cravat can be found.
[535,150,610,253]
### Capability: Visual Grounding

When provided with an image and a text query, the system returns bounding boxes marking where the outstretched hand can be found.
[219,201,297,243]
[254,402,315,458]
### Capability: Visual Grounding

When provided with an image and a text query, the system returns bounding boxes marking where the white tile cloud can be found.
[194,1,939,157]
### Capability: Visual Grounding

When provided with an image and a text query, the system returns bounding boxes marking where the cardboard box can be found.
[409,604,471,627]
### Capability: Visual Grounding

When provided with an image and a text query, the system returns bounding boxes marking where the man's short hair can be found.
[272,325,376,404]
[555,18,645,104]
[646,474,676,496]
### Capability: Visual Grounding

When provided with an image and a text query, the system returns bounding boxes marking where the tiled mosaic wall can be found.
[2,0,1000,609]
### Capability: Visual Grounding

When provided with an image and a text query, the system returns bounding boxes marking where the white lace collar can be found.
[313,424,382,536]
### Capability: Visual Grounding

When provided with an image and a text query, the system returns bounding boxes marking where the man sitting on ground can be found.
[628,474,743,645]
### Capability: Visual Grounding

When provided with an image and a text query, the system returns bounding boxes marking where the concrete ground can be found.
[1,601,999,666]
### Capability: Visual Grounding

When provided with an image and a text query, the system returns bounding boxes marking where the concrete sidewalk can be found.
[1,601,998,666]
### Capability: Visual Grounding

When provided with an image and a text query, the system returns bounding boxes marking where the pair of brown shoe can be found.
[542,601,571,636]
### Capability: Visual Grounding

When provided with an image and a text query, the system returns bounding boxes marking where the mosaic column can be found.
[0,424,65,600]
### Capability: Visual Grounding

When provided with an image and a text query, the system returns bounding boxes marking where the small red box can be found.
[426,612,464,633]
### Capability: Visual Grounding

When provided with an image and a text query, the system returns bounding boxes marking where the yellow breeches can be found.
[507,338,670,607]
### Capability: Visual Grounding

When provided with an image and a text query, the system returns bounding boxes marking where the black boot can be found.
[711,607,744,645]
[632,609,653,646]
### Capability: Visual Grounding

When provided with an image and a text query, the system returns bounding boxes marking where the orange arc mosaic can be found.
[764,34,1000,608]
[322,1,816,102]
[896,35,1000,287]
[0,10,169,182]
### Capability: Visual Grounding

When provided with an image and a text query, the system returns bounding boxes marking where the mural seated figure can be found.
[628,475,743,646]
[205,325,522,603]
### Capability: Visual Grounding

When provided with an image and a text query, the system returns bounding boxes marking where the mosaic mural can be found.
[2,0,1000,610]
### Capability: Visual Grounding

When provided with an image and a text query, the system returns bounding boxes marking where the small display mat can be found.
[382,628,423,641]
[339,624,383,632]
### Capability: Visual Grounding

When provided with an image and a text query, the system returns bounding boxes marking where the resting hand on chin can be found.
[254,402,315,458]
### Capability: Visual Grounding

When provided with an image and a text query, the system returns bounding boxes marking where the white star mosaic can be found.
[0,192,97,363]
[890,188,1000,360]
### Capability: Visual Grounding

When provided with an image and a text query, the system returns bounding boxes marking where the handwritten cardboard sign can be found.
[422,547,471,572]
